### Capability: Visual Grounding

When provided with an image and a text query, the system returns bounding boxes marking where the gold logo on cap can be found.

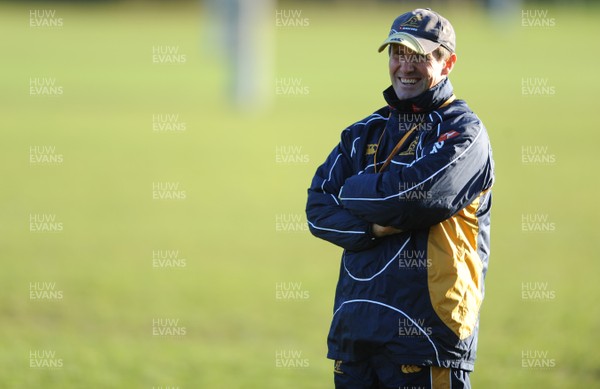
[401,15,422,28]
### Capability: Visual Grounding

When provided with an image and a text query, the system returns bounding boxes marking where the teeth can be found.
[400,78,418,85]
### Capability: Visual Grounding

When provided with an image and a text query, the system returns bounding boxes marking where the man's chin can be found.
[392,82,424,100]
[393,89,420,101]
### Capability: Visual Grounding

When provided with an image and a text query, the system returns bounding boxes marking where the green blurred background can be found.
[2,0,600,387]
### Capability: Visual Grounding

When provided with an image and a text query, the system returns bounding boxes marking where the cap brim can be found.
[377,32,441,55]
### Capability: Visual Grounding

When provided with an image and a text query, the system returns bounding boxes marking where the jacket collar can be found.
[383,77,454,113]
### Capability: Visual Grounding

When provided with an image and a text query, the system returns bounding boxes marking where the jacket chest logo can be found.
[365,144,378,155]
[399,137,418,156]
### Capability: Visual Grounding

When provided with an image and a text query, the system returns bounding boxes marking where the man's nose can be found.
[398,57,415,73]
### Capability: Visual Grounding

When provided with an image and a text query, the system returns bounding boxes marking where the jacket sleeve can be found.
[306,129,378,252]
[338,114,494,230]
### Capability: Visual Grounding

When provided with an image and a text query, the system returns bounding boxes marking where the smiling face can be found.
[389,44,456,100]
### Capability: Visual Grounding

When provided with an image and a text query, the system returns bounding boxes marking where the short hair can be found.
[431,46,452,62]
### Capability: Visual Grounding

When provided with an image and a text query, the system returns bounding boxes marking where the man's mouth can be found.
[399,77,419,85]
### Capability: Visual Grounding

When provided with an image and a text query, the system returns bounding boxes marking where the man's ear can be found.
[441,53,457,76]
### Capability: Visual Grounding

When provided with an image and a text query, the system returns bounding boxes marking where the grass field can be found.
[2,1,600,388]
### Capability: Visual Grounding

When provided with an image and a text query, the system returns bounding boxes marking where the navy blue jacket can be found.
[306,78,494,371]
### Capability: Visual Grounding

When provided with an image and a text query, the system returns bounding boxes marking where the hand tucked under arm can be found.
[371,223,404,238]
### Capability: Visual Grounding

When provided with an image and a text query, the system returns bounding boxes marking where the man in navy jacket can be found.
[306,9,494,389]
